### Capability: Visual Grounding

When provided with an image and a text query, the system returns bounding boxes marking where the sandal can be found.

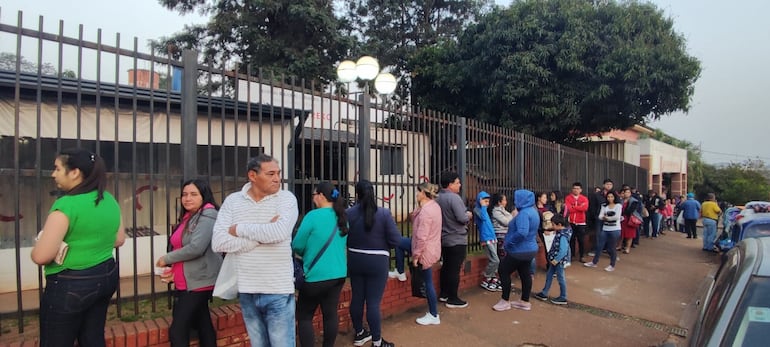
[622,249,630,254]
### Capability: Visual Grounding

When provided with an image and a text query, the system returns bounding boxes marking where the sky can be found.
[1,0,768,164]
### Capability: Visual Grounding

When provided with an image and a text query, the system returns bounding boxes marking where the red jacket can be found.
[564,193,589,225]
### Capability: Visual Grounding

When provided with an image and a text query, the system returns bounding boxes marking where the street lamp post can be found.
[336,56,397,181]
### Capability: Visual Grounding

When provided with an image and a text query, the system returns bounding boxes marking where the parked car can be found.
[727,202,770,243]
[687,237,770,346]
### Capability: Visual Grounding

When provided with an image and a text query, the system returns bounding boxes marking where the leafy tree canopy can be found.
[151,0,354,86]
[696,160,770,205]
[0,52,57,75]
[408,0,701,142]
[339,0,489,102]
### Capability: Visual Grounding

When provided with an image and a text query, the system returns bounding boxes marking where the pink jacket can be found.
[411,199,443,270]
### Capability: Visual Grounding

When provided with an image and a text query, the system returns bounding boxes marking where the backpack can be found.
[542,211,554,231]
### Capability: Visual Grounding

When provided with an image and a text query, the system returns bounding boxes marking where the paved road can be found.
[334,230,719,347]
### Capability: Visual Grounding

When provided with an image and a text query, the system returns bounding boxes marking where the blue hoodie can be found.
[473,191,496,243]
[504,189,539,257]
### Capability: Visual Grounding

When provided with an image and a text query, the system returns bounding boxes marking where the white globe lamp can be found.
[336,60,357,83]
[355,56,380,81]
[374,73,397,94]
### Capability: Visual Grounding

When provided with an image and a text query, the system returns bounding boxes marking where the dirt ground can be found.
[333,229,719,347]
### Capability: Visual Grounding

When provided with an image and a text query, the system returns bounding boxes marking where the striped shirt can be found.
[212,183,299,294]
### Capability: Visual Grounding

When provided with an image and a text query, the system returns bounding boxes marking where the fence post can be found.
[518,134,525,188]
[358,91,371,181]
[585,152,589,188]
[181,50,198,181]
[557,144,562,192]
[457,116,467,198]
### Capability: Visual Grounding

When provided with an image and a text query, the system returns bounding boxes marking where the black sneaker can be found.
[550,297,568,305]
[374,338,395,347]
[354,329,372,346]
[445,298,468,308]
[534,292,548,301]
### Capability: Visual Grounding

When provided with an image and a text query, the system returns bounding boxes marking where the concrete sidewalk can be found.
[335,231,718,347]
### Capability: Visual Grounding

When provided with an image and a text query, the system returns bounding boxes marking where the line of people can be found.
[36,148,713,347]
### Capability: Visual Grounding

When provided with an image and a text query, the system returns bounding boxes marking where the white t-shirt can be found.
[543,233,556,252]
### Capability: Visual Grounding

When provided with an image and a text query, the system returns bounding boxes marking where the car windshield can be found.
[742,223,770,239]
[724,276,770,346]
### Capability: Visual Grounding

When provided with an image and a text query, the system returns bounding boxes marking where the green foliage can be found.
[151,0,354,87]
[408,0,701,142]
[339,0,490,103]
[696,160,770,205]
[0,52,59,75]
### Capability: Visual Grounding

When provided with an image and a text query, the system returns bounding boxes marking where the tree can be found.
[151,0,353,88]
[696,161,770,205]
[408,0,701,142]
[0,52,58,75]
[339,0,489,102]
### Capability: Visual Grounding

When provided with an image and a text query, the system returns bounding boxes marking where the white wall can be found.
[638,138,688,175]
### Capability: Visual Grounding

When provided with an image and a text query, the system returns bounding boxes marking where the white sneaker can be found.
[604,265,615,272]
[416,312,440,325]
[492,299,511,311]
[388,270,407,282]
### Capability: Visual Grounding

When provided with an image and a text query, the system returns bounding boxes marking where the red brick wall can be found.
[2,255,492,347]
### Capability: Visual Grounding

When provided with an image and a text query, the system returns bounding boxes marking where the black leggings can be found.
[498,254,535,302]
[296,278,345,347]
[170,290,216,347]
[685,219,698,238]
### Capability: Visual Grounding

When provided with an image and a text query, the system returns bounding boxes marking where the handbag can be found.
[409,262,427,298]
[294,224,339,290]
[628,212,643,228]
[213,254,238,300]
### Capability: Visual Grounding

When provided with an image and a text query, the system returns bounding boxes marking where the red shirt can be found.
[564,194,589,225]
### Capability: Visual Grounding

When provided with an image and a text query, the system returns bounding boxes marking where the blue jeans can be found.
[592,230,620,267]
[40,258,118,347]
[421,266,438,316]
[702,218,718,250]
[539,263,566,299]
[651,212,662,237]
[394,237,412,273]
[239,293,296,347]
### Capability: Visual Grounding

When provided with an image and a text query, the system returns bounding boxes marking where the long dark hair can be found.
[355,180,378,232]
[488,192,507,217]
[316,181,349,235]
[604,191,620,206]
[178,178,219,223]
[57,148,107,205]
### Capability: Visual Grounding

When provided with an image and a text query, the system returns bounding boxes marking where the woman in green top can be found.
[31,148,125,347]
[292,181,348,347]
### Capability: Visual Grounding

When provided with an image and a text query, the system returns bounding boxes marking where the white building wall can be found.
[638,138,688,175]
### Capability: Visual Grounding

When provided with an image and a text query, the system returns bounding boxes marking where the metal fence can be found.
[0,11,647,334]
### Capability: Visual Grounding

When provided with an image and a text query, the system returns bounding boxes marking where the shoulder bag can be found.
[294,224,339,290]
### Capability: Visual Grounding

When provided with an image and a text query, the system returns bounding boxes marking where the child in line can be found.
[533,214,571,305]
[475,191,501,291]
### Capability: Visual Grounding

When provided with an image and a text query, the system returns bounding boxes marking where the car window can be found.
[724,277,770,346]
[697,249,741,346]
[742,223,770,239]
